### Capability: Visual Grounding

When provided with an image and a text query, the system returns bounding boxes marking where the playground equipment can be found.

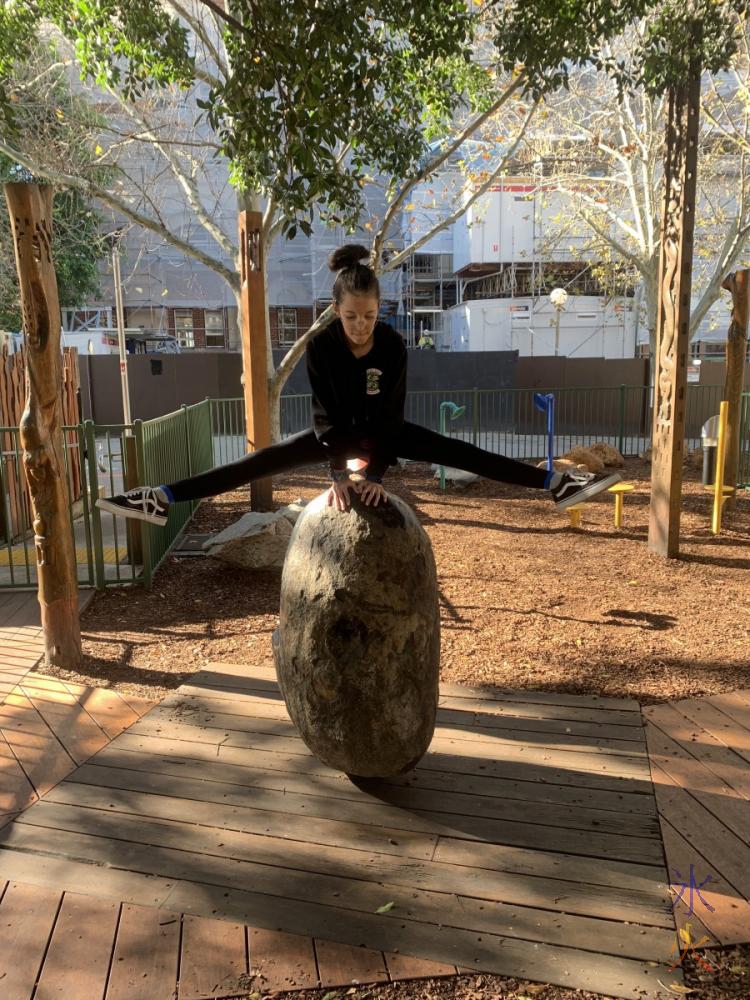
[438,401,466,488]
[533,392,555,472]
[609,482,636,528]
[712,400,734,535]
[272,490,440,778]
[565,482,636,529]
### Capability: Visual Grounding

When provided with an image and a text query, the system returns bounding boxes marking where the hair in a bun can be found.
[328,244,380,304]
[328,244,371,271]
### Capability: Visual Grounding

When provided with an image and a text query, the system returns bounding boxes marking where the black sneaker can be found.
[550,469,623,511]
[96,486,171,526]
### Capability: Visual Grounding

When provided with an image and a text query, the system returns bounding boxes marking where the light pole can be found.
[550,287,568,357]
[106,230,131,426]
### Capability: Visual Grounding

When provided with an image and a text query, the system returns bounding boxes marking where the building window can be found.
[174,309,195,348]
[205,309,225,349]
[278,307,298,344]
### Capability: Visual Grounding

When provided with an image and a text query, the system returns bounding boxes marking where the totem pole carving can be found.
[648,65,701,558]
[239,210,272,511]
[4,183,81,667]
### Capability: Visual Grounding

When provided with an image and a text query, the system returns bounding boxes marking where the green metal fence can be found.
[137,400,214,587]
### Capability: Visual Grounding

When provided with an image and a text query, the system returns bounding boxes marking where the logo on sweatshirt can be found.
[366,368,382,395]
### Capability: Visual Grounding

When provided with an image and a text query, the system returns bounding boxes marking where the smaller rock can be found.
[559,446,605,474]
[430,464,480,485]
[203,508,297,569]
[278,499,308,522]
[536,458,580,473]
[588,442,625,467]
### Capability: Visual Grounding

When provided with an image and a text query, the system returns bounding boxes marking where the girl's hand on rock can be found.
[359,480,388,507]
[327,478,360,511]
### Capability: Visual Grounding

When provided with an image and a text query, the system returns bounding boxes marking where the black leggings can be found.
[166,421,550,502]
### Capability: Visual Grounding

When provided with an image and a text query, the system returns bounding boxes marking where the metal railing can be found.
[265,384,739,461]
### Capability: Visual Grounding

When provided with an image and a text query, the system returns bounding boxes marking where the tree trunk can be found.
[4,183,81,667]
[238,209,273,510]
[720,269,749,512]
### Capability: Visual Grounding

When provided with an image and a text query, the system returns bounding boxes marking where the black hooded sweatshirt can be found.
[305,319,407,479]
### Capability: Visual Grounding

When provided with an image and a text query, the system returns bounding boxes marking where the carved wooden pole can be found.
[720,269,749,512]
[4,183,81,666]
[238,210,273,511]
[648,61,701,559]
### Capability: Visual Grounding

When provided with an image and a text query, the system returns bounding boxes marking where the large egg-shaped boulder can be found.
[272,489,440,778]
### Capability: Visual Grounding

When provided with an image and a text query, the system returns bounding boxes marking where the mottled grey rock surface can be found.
[203,500,308,569]
[273,490,440,777]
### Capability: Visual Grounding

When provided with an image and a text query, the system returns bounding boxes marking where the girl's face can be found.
[334,292,379,351]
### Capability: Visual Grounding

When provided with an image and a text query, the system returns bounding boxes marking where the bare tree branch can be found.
[0,137,240,290]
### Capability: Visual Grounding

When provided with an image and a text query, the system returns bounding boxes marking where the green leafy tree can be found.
[6,1,736,437]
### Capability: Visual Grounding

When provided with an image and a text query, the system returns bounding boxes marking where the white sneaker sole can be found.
[96,498,168,526]
[554,472,623,511]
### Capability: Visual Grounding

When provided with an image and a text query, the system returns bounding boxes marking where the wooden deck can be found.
[0,661,685,1000]
[644,692,750,949]
[0,590,93,702]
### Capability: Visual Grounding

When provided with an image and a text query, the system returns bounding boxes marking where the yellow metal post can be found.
[712,400,729,535]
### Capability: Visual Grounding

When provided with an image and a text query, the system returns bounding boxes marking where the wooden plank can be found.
[59,759,659,854]
[88,743,659,816]
[704,690,750,738]
[161,695,647,751]
[65,688,140,741]
[129,715,653,785]
[118,694,157,719]
[0,708,77,800]
[178,914,246,1000]
[162,878,684,1000]
[667,698,750,764]
[51,770,439,863]
[437,698,642,731]
[645,722,750,846]
[182,672,643,727]
[21,689,110,764]
[106,903,181,1000]
[648,763,750,899]
[0,881,62,999]
[247,926,318,992]
[0,846,178,908]
[112,728,652,796]
[45,773,663,898]
[0,727,38,813]
[34,892,119,1000]
[57,758,661,867]
[7,804,674,932]
[644,703,750,799]
[315,939,388,987]
[659,817,749,947]
[192,661,646,711]
[439,681,641,712]
[384,951,457,981]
